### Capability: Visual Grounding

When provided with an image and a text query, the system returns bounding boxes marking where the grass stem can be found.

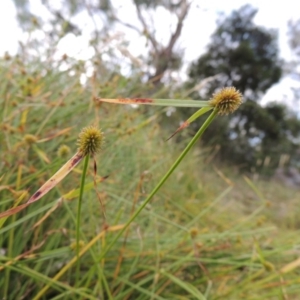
[76,154,90,284]
[99,109,218,261]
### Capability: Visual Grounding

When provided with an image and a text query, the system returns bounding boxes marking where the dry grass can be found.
[0,55,300,299]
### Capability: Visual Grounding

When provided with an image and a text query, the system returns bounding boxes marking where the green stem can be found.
[99,109,218,261]
[4,214,15,299]
[76,154,90,283]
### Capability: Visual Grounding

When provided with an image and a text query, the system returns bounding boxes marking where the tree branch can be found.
[166,0,190,56]
[150,0,191,83]
[134,2,159,53]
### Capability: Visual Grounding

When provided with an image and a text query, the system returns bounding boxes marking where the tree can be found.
[188,4,282,100]
[11,0,191,84]
[185,5,300,173]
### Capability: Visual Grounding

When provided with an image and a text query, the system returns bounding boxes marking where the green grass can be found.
[1,56,300,299]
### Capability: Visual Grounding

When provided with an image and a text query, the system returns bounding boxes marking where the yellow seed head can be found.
[190,227,199,239]
[263,261,275,272]
[24,134,38,145]
[77,126,104,156]
[57,144,71,158]
[209,87,243,115]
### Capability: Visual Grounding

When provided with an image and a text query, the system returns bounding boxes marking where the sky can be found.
[1,0,300,105]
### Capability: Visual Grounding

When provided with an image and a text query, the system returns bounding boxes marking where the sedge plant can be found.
[75,126,104,279]
[0,125,105,284]
[95,87,243,260]
[0,87,241,222]
[0,86,242,298]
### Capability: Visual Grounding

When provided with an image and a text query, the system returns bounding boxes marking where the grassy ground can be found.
[1,56,300,299]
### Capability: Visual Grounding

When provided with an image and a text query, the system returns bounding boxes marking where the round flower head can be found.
[77,126,104,156]
[209,87,243,115]
[24,134,38,145]
[57,144,71,158]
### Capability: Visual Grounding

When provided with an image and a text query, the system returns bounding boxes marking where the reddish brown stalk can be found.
[27,152,84,204]
[0,203,30,219]
[166,120,190,141]
[0,152,84,219]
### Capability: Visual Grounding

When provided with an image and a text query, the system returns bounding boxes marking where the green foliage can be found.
[217,101,300,172]
[189,5,282,99]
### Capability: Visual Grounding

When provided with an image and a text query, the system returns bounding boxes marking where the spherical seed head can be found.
[77,126,104,156]
[190,227,199,239]
[209,87,243,115]
[24,134,38,145]
[57,144,71,158]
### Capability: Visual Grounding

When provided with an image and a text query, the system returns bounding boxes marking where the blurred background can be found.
[2,2,300,299]
[1,0,300,178]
